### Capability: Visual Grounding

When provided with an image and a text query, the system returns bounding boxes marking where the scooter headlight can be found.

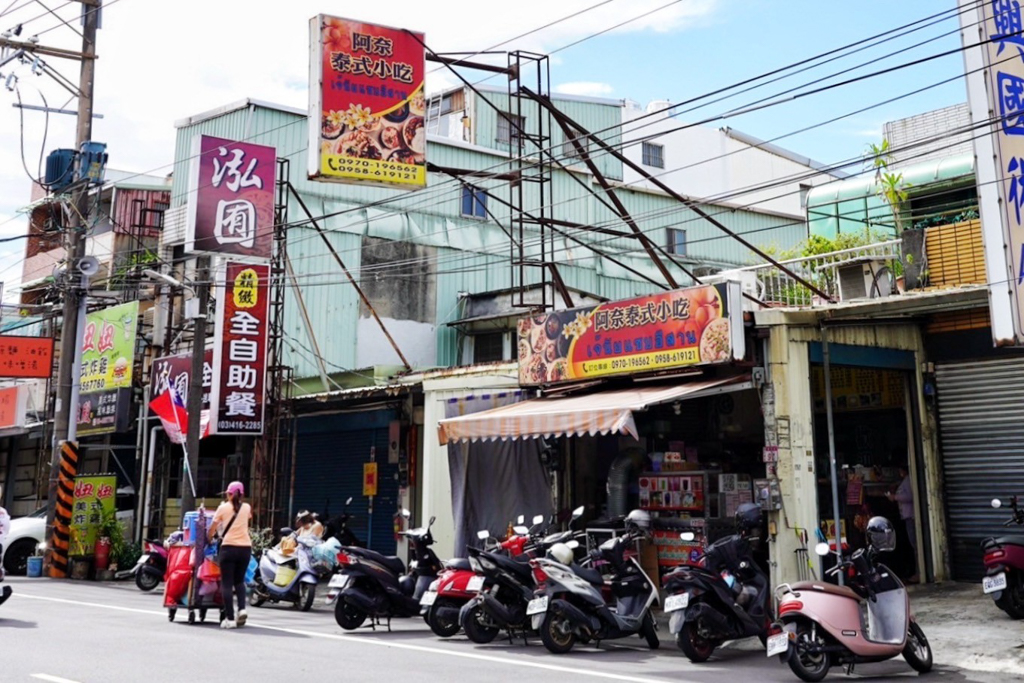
[478,556,497,571]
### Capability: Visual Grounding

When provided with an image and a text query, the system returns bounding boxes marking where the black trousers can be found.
[218,544,251,621]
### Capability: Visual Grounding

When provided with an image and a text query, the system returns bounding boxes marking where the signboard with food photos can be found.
[517,282,744,386]
[308,15,427,188]
[76,301,139,435]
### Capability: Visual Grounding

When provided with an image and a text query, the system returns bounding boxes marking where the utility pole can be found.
[180,256,211,516]
[44,0,100,574]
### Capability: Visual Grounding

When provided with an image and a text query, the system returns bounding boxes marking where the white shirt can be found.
[0,506,10,548]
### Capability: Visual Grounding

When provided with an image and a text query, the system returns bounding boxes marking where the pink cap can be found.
[225,481,244,496]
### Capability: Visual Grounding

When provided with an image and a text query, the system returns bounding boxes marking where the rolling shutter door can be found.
[935,357,1024,581]
[292,410,399,556]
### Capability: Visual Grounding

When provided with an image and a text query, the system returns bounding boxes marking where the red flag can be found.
[149,382,209,444]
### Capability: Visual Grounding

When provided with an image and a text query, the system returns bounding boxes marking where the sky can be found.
[0,0,967,300]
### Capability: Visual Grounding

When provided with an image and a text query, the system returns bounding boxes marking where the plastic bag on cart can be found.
[198,579,219,597]
[245,556,258,585]
[198,558,221,583]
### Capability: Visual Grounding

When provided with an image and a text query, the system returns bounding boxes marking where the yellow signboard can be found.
[363,462,378,497]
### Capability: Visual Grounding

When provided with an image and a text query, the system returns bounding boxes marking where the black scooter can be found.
[329,509,443,630]
[323,496,362,548]
[663,511,771,662]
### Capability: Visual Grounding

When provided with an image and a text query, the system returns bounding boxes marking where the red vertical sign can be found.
[210,262,270,435]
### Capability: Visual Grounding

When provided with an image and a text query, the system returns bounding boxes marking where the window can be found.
[461,186,488,219]
[496,112,525,145]
[642,142,664,168]
[667,228,687,256]
[473,332,506,363]
[563,127,588,161]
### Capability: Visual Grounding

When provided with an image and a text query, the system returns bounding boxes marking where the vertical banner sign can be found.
[363,462,378,496]
[210,262,270,435]
[0,385,27,429]
[69,474,116,557]
[186,135,277,259]
[308,15,427,188]
[77,301,138,435]
[961,0,1024,344]
[149,350,214,443]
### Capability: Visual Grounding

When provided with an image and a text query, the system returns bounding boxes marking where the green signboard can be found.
[69,474,117,557]
[79,300,139,393]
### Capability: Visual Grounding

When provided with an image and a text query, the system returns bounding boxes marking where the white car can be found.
[1,507,45,575]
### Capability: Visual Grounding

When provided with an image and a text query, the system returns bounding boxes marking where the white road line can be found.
[32,675,83,683]
[16,593,693,683]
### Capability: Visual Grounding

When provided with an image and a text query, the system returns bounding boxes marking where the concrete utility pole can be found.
[44,0,101,569]
[180,256,211,516]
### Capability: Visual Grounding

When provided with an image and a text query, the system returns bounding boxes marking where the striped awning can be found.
[437,376,751,444]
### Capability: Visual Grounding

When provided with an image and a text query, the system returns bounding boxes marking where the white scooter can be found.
[249,529,320,611]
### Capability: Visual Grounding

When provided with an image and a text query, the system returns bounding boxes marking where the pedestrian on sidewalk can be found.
[888,466,918,583]
[209,481,252,629]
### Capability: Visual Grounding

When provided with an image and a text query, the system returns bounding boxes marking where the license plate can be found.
[664,592,689,612]
[526,596,549,616]
[984,572,1008,594]
[767,632,790,658]
[420,590,437,606]
[329,574,350,590]
[467,575,485,592]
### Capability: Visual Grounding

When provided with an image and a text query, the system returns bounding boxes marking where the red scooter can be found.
[420,518,536,638]
[983,497,1024,618]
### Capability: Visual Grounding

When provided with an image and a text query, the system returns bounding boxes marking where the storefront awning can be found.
[438,375,751,444]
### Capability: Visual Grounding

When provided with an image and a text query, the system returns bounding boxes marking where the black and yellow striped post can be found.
[47,441,80,578]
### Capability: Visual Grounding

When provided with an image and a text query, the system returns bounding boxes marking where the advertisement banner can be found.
[0,335,53,378]
[210,262,270,435]
[80,301,138,393]
[69,474,116,557]
[77,388,133,436]
[150,350,214,444]
[308,15,427,188]
[0,385,27,429]
[517,283,744,386]
[186,135,277,259]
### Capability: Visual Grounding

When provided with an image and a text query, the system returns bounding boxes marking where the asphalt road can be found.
[0,577,1017,683]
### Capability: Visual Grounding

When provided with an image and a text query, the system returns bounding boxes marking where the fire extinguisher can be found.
[94,536,111,571]
[393,510,405,542]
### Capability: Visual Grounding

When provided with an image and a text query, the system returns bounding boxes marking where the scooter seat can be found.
[572,564,604,587]
[380,556,406,574]
[991,535,1024,548]
[446,558,472,572]
[790,581,859,600]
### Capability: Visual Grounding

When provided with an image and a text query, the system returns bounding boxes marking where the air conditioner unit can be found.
[702,269,763,310]
[835,258,892,301]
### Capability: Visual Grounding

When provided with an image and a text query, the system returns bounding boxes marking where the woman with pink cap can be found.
[208,480,252,629]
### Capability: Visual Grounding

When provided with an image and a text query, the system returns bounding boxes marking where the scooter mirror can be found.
[513,525,530,536]
[565,540,579,550]
[533,514,545,525]
[401,508,411,519]
[429,515,436,526]
[680,532,696,542]
[517,515,525,525]
[476,530,490,540]
[572,506,584,519]
[814,542,831,557]
[345,496,353,506]
[993,499,1003,509]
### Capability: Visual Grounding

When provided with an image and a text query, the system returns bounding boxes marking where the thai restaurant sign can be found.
[960,0,1024,344]
[209,262,270,435]
[308,15,427,188]
[518,282,744,386]
[186,135,276,260]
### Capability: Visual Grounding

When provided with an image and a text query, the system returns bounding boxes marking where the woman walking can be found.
[209,481,252,629]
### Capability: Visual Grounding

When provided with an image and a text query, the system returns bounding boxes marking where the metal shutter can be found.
[936,357,1024,581]
[292,411,399,556]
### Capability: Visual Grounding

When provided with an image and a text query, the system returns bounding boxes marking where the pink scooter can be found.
[768,517,932,682]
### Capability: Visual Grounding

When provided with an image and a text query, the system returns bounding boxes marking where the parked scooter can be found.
[132,537,170,592]
[771,516,932,682]
[329,509,443,630]
[459,508,586,644]
[527,509,660,654]
[249,528,320,611]
[323,496,362,549]
[982,497,1024,618]
[663,503,771,662]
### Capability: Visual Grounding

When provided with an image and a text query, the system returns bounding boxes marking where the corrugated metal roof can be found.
[807,154,975,206]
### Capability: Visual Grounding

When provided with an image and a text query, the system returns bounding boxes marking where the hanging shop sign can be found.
[0,385,27,429]
[0,335,53,378]
[77,388,133,436]
[308,15,427,188]
[75,301,139,435]
[69,474,116,557]
[209,262,270,435]
[517,282,744,386]
[150,349,214,444]
[363,462,378,496]
[960,1,1024,345]
[186,135,277,259]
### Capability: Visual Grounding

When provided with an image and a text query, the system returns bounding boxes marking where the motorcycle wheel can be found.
[136,570,160,592]
[540,613,576,654]
[462,604,499,644]
[994,578,1024,619]
[787,621,831,683]
[427,599,461,638]
[902,621,933,673]
[295,583,315,612]
[335,600,367,630]
[640,612,660,650]
[676,621,715,663]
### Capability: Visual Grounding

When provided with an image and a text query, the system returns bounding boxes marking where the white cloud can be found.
[554,81,615,97]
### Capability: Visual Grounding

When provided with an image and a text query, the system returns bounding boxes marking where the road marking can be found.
[32,675,83,683]
[16,593,693,683]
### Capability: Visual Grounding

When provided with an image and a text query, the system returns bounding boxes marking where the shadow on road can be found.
[0,618,38,629]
